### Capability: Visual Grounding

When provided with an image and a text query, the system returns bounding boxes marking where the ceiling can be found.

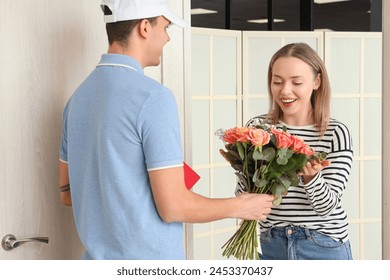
[190,0,374,31]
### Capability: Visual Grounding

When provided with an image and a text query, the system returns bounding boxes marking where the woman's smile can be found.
[280,98,297,106]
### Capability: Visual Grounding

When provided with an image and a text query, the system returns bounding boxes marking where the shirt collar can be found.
[97,53,144,74]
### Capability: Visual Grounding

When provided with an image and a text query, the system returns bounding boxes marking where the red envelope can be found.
[183,162,200,190]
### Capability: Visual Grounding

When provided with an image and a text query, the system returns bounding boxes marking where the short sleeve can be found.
[59,101,70,163]
[138,87,183,171]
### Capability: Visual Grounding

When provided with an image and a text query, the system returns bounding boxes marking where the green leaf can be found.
[270,181,284,196]
[278,147,294,160]
[286,149,294,159]
[288,170,299,186]
[272,157,296,172]
[273,195,282,206]
[225,145,242,161]
[252,150,263,160]
[316,151,327,160]
[236,142,245,160]
[255,145,263,152]
[252,150,264,160]
[276,157,288,165]
[267,171,282,181]
[279,175,291,190]
[252,168,260,182]
[270,181,285,206]
[262,147,276,161]
[254,178,268,189]
[309,152,327,163]
[294,153,308,169]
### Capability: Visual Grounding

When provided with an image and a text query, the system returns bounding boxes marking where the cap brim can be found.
[163,11,187,28]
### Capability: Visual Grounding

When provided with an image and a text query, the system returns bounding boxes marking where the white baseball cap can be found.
[101,0,187,28]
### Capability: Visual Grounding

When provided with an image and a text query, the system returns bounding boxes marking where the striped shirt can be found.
[235,116,353,242]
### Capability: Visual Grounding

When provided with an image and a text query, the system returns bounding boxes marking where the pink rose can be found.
[223,128,238,144]
[291,136,306,153]
[271,128,294,149]
[223,127,250,144]
[292,136,315,155]
[235,127,250,142]
[300,145,316,156]
[246,128,270,147]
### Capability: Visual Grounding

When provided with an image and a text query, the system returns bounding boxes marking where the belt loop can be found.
[267,228,273,238]
[304,228,311,239]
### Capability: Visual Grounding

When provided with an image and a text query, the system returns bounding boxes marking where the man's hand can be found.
[234,193,274,221]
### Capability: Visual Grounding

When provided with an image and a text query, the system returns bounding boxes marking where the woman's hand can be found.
[298,159,331,184]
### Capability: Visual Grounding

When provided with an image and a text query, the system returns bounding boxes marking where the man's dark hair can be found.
[106,17,158,47]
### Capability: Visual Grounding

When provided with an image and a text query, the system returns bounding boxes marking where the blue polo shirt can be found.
[60,54,184,259]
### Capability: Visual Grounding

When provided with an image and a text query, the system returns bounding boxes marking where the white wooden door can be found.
[0,0,190,260]
[0,0,106,259]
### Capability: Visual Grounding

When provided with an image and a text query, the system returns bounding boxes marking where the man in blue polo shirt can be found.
[59,0,274,260]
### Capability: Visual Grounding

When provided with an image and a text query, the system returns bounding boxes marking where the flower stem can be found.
[221,220,259,260]
[243,143,251,192]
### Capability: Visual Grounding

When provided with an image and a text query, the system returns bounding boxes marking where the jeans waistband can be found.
[267,227,313,239]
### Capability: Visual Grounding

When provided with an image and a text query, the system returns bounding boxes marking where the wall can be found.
[382,0,390,260]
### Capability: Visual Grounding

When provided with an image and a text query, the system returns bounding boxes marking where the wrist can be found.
[302,175,315,185]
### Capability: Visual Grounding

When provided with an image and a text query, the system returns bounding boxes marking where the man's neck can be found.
[107,42,146,68]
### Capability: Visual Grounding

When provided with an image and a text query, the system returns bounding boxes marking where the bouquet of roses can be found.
[216,119,326,260]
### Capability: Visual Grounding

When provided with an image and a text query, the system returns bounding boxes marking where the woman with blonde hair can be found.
[237,43,354,260]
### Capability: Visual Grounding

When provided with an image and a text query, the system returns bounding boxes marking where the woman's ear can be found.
[314,73,321,90]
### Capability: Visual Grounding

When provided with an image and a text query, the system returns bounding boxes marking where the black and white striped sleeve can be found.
[303,122,353,218]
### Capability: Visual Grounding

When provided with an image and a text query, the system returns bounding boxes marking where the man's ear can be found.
[138,19,151,38]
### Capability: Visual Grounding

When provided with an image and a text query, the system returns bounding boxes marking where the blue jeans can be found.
[259,227,353,260]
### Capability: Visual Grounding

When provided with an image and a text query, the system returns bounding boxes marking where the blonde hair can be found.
[266,43,331,137]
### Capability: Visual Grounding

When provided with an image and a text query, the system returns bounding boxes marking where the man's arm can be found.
[149,166,273,223]
[59,161,72,206]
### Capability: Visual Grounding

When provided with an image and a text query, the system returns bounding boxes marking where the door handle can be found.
[1,234,49,251]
